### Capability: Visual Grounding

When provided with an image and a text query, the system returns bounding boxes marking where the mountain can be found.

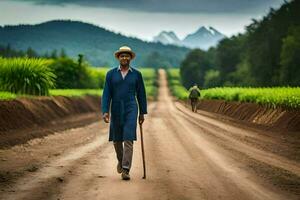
[183,26,225,49]
[153,26,226,50]
[0,20,190,67]
[153,31,181,45]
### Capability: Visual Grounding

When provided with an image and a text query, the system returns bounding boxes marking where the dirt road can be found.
[0,69,299,200]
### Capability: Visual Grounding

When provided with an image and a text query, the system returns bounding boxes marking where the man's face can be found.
[118,53,131,66]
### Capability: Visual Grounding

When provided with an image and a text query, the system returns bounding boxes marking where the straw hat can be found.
[114,46,136,59]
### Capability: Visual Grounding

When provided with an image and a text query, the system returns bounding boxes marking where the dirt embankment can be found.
[0,69,299,200]
[182,99,300,132]
[0,96,101,148]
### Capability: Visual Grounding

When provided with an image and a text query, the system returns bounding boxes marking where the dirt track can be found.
[0,69,299,200]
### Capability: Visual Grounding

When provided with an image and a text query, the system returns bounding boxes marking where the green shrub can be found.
[48,57,89,89]
[86,67,107,89]
[0,57,56,95]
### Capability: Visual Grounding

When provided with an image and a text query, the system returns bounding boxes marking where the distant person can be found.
[188,84,201,112]
[102,46,147,180]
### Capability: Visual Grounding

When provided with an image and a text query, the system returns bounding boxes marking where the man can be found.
[188,83,201,112]
[102,46,147,181]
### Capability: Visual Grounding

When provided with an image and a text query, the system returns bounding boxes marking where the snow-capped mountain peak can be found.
[153,31,181,45]
[153,26,226,50]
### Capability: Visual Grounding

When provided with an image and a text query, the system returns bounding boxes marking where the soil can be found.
[0,69,299,200]
[182,98,300,132]
[0,95,101,148]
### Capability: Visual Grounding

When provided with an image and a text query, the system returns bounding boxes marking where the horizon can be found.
[0,0,286,41]
[0,19,227,42]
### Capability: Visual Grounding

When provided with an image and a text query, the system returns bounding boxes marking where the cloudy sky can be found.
[0,0,286,41]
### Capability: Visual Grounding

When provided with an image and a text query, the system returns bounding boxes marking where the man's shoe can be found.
[121,169,130,180]
[117,162,122,174]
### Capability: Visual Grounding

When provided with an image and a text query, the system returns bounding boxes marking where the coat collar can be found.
[118,65,133,72]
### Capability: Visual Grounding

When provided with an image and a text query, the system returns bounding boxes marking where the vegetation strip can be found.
[0,57,158,100]
[167,68,300,109]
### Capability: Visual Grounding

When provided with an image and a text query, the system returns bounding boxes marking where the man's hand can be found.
[103,113,110,123]
[139,114,145,125]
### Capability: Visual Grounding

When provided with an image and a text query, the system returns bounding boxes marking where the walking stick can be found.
[139,123,146,179]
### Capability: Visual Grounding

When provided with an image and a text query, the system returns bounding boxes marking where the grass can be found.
[166,68,300,109]
[48,68,158,99]
[0,57,56,95]
[0,67,158,100]
[0,91,17,100]
[140,68,159,100]
[0,89,102,100]
[50,89,102,97]
[201,87,300,109]
[166,68,189,100]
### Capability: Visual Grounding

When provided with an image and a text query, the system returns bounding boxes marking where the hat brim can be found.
[114,50,136,60]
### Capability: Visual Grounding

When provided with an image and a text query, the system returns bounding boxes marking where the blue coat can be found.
[101,67,147,141]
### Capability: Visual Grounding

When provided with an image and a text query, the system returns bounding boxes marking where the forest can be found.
[180,0,300,88]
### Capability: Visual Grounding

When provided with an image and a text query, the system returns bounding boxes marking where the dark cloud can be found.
[14,0,286,13]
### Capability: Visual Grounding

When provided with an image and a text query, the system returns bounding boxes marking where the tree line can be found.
[0,44,67,59]
[0,20,189,67]
[180,0,300,89]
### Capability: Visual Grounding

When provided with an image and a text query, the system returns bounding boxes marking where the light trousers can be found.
[113,140,133,171]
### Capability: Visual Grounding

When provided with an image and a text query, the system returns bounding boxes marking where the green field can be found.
[49,68,157,99]
[50,89,103,97]
[139,68,158,100]
[167,68,300,109]
[166,68,189,100]
[0,89,103,100]
[0,91,17,100]
[0,59,157,100]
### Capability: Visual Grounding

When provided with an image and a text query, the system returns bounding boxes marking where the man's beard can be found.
[120,61,130,67]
